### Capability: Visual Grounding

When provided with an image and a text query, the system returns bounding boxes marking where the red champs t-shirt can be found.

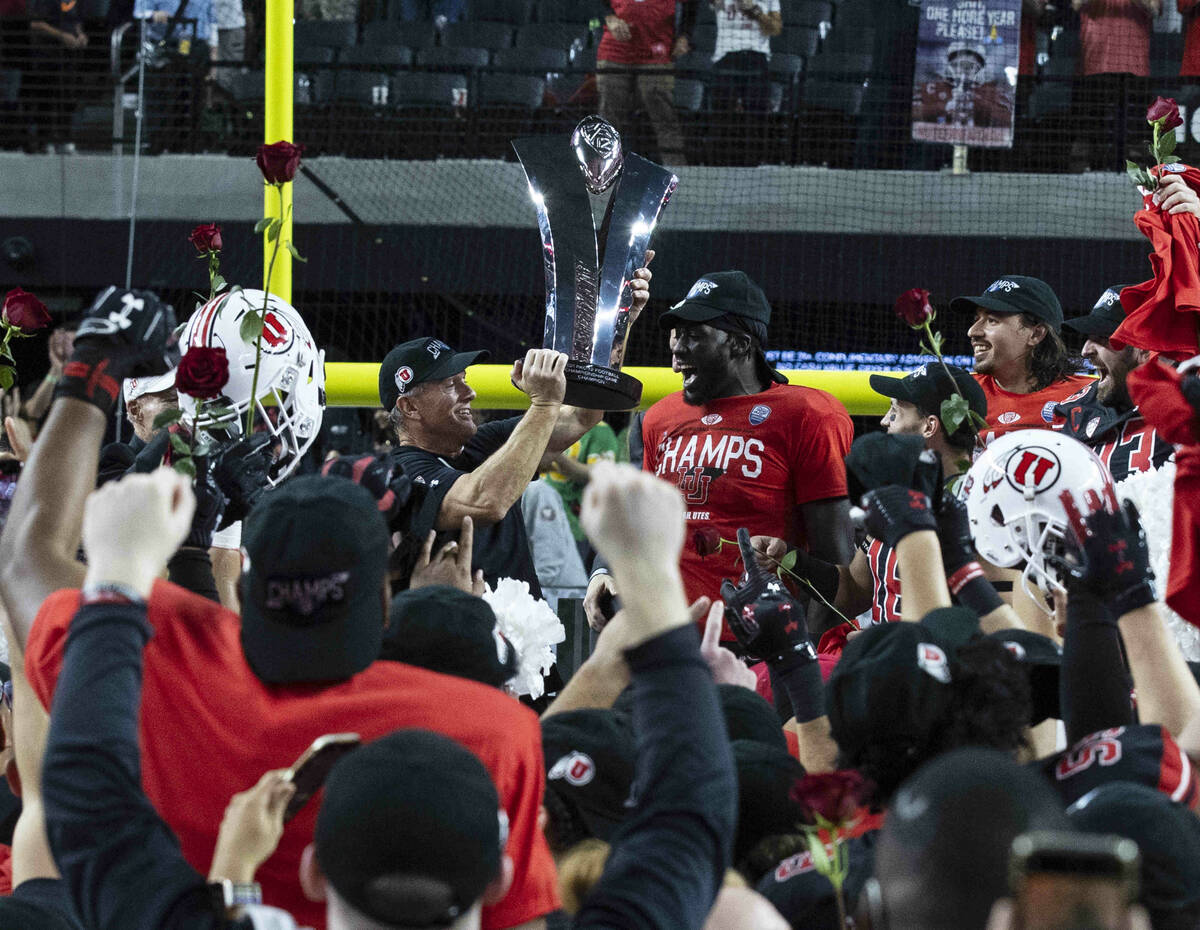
[642,383,853,616]
[25,582,560,930]
[974,373,1094,444]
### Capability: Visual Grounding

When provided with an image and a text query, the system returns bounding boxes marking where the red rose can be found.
[693,528,723,558]
[790,770,869,826]
[894,288,934,328]
[175,346,229,400]
[188,223,222,253]
[1147,96,1183,132]
[256,141,304,185]
[2,287,51,334]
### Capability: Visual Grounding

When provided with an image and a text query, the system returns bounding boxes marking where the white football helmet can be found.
[962,431,1114,608]
[178,289,325,484]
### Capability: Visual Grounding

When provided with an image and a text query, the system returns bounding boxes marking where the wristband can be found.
[947,562,985,597]
[80,582,147,607]
[589,566,611,581]
[210,880,262,913]
[1114,582,1157,619]
[949,571,1003,617]
[54,356,122,414]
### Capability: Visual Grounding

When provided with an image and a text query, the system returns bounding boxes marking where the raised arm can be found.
[0,288,177,651]
[436,349,567,529]
[574,464,737,930]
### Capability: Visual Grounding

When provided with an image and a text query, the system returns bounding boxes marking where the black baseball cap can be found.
[381,585,516,690]
[1063,284,1129,339]
[316,729,505,927]
[828,622,957,757]
[950,275,1065,330]
[985,628,1062,725]
[870,363,987,426]
[718,684,789,752]
[240,475,389,685]
[732,740,806,864]
[541,708,636,843]
[1068,782,1200,912]
[659,271,788,384]
[379,337,490,412]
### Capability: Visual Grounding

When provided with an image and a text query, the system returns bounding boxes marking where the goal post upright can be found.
[263,0,294,301]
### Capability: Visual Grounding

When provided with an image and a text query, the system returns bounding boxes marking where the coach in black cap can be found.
[1054,284,1173,481]
[950,275,1090,438]
[378,336,610,598]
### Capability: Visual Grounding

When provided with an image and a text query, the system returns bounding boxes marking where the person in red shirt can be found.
[597,0,690,165]
[950,275,1093,444]
[0,287,558,930]
[585,271,854,641]
[1183,0,1200,74]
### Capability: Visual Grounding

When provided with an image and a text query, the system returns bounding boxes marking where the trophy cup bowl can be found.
[513,117,678,410]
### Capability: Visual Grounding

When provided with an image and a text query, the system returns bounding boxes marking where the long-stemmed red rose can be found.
[188,224,225,301]
[789,770,871,928]
[166,347,230,477]
[243,141,307,435]
[0,288,52,390]
[1127,96,1183,193]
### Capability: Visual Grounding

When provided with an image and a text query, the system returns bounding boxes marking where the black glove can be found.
[211,434,274,530]
[55,288,179,413]
[861,485,937,549]
[1059,489,1156,618]
[184,455,227,549]
[320,453,414,531]
[721,528,814,665]
[845,433,942,510]
[936,494,1003,615]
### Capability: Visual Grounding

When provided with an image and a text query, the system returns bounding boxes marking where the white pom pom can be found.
[1116,461,1200,661]
[482,577,566,699]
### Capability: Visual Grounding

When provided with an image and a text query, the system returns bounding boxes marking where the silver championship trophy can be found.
[513,116,678,409]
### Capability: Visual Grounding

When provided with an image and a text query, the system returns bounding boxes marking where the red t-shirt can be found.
[597,0,676,65]
[643,383,853,627]
[1079,0,1152,76]
[1183,0,1200,75]
[974,373,1094,444]
[25,582,560,930]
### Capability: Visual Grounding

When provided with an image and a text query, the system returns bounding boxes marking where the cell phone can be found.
[1010,831,1140,930]
[597,589,622,623]
[282,733,361,823]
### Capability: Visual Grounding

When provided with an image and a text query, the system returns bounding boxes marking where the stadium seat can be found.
[391,70,469,105]
[674,77,705,112]
[294,45,337,66]
[477,72,545,107]
[417,46,492,69]
[768,51,805,80]
[339,45,414,67]
[361,20,437,48]
[467,0,534,24]
[515,22,589,52]
[692,23,717,52]
[801,77,865,115]
[492,46,568,73]
[782,0,832,29]
[534,0,599,23]
[806,50,872,77]
[822,25,873,52]
[295,20,358,49]
[833,0,872,26]
[334,70,394,103]
[442,21,515,50]
[770,27,818,59]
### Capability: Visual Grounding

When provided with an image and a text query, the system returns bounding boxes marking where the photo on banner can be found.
[911,0,1020,148]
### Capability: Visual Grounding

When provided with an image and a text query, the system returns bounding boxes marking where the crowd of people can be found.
[0,151,1198,930]
[8,0,1200,163]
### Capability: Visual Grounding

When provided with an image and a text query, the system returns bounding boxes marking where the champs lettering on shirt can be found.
[974,372,1095,445]
[642,382,853,631]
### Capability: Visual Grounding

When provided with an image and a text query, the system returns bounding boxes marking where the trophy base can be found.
[562,360,643,410]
